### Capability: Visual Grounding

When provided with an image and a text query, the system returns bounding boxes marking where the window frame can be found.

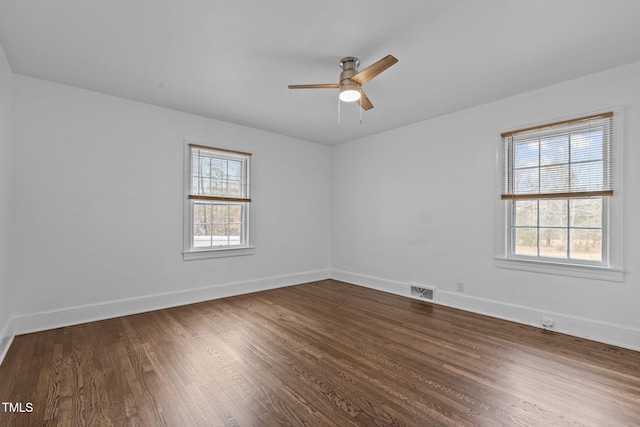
[495,108,624,282]
[183,141,254,261]
[506,196,609,266]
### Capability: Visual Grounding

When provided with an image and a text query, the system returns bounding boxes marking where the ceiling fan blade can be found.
[351,55,398,86]
[358,90,374,111]
[288,84,340,89]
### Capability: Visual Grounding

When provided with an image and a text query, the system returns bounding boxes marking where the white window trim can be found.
[183,246,255,261]
[495,107,624,282]
[182,141,255,261]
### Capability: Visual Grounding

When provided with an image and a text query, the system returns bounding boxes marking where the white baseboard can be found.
[0,317,14,366]
[331,269,640,352]
[330,269,409,296]
[11,269,330,336]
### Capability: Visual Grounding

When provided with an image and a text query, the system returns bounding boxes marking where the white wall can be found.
[0,43,14,357]
[10,76,331,332]
[4,57,640,353]
[331,61,640,350]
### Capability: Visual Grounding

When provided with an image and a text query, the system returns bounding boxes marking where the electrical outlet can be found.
[456,281,464,292]
[542,318,555,328]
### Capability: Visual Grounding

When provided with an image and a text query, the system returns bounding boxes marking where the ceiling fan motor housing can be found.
[339,57,361,101]
[339,57,360,85]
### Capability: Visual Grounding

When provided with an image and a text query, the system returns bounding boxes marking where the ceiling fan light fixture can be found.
[339,84,361,102]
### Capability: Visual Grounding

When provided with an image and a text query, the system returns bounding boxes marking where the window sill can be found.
[495,257,624,282]
[183,246,255,261]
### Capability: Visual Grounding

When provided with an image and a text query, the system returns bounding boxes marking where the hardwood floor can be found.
[1,280,639,426]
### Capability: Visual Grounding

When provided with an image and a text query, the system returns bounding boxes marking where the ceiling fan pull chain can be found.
[359,87,363,124]
[337,96,341,129]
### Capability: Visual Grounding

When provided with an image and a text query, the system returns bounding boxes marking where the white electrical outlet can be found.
[542,318,555,328]
[456,281,464,292]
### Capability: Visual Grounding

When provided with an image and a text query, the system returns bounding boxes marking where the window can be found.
[497,110,623,281]
[183,143,253,260]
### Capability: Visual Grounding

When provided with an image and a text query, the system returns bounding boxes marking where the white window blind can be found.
[189,144,251,202]
[500,112,613,200]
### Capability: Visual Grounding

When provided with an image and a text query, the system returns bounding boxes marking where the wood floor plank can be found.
[2,279,640,426]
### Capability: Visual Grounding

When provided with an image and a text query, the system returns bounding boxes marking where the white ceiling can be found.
[1,0,640,145]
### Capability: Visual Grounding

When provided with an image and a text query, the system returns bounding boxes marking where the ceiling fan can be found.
[288,55,398,110]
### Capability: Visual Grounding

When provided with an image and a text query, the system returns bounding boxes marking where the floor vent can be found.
[410,284,436,301]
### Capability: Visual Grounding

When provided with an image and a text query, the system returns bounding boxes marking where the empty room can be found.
[1,1,640,426]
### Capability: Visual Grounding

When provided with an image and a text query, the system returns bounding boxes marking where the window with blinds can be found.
[187,144,251,251]
[500,112,614,264]
[500,112,613,200]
